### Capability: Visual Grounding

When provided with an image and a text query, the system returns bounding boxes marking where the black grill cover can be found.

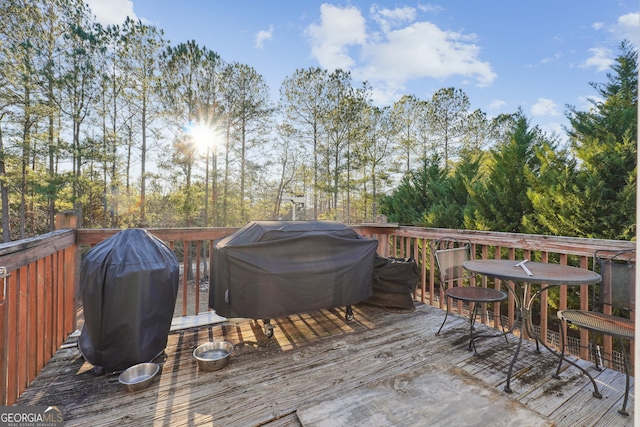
[364,255,420,309]
[209,221,378,318]
[78,228,179,373]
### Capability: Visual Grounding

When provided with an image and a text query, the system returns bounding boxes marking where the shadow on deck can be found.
[15,303,634,426]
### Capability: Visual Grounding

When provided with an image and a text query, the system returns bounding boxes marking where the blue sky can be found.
[86,0,638,140]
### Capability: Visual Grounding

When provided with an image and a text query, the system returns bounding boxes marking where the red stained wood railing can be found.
[0,213,77,406]
[354,224,635,373]
[0,216,634,406]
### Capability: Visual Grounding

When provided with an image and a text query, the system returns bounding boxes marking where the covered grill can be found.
[78,228,179,373]
[209,221,377,335]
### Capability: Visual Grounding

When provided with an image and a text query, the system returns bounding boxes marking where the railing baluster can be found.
[182,240,189,317]
[539,251,549,347]
[7,268,19,405]
[195,240,202,313]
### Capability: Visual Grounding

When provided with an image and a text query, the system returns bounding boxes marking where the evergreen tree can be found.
[566,41,637,239]
[526,41,637,239]
[379,156,445,225]
[464,111,543,232]
[379,152,481,229]
[522,141,584,236]
[426,155,481,229]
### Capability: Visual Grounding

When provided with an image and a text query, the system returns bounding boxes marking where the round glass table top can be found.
[463,259,602,285]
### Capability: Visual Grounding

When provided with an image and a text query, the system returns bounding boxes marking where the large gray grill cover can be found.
[78,228,179,373]
[209,221,378,318]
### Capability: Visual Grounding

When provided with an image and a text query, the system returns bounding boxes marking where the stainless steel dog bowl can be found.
[118,362,160,392]
[194,341,234,372]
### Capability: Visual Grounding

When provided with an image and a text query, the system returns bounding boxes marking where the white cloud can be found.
[305,4,367,71]
[540,122,568,145]
[591,12,638,43]
[369,80,409,106]
[541,122,563,135]
[581,47,614,72]
[582,13,637,75]
[359,22,496,87]
[531,98,561,117]
[614,12,640,44]
[418,4,445,14]
[540,52,562,64]
[489,100,506,110]
[85,0,137,26]
[305,4,496,100]
[255,25,274,49]
[370,5,416,34]
[576,95,604,111]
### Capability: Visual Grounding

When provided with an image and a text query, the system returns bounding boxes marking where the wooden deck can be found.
[15,303,634,426]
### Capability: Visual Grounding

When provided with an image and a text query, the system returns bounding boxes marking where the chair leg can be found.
[553,322,567,379]
[590,342,603,371]
[618,337,631,416]
[500,303,509,345]
[436,297,451,336]
[468,303,479,354]
[554,321,602,400]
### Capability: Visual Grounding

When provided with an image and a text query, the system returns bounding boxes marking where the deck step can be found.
[170,311,227,331]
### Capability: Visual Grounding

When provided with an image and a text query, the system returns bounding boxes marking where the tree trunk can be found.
[0,120,10,242]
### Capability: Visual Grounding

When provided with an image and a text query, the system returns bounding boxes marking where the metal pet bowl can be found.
[118,362,160,392]
[194,341,234,372]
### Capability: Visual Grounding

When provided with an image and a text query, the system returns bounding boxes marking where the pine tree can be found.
[522,141,585,236]
[567,41,637,239]
[526,41,637,239]
[379,157,444,225]
[464,111,542,232]
[427,155,481,229]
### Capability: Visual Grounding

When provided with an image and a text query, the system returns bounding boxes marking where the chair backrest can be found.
[432,238,473,288]
[593,249,636,314]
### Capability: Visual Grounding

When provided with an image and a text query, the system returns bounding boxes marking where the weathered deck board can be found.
[296,364,555,426]
[15,303,634,427]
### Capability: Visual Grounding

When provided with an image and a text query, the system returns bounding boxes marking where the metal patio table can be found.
[463,259,602,393]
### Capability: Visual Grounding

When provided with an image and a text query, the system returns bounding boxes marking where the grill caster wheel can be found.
[345,306,354,321]
[264,323,274,338]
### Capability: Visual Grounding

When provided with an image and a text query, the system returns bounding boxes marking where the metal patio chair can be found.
[555,249,635,416]
[433,237,508,355]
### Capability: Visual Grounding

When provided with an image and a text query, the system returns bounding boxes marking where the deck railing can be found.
[0,213,635,405]
[354,225,636,371]
[0,214,78,407]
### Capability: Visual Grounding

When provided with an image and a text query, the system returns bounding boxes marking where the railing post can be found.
[0,267,9,405]
[55,211,79,230]
[55,212,80,332]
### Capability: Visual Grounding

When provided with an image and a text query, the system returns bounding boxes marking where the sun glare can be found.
[186,122,219,154]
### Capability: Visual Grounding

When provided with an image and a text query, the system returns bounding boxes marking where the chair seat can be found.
[557,309,634,339]
[445,287,507,303]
